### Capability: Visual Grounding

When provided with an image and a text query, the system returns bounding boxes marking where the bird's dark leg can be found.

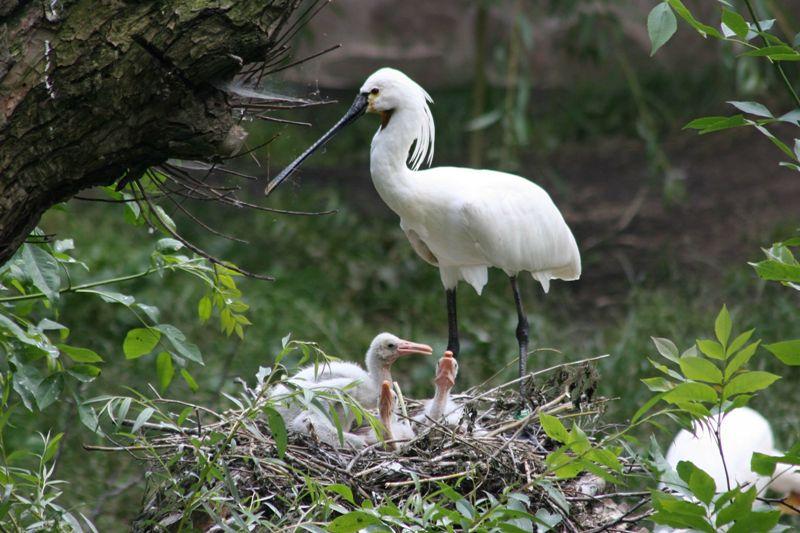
[445,288,460,357]
[510,276,529,392]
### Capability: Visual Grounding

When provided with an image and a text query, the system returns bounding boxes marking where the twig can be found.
[384,469,471,488]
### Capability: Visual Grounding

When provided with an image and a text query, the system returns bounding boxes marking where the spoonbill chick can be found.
[359,350,462,450]
[664,407,800,512]
[267,68,581,388]
[376,380,415,451]
[414,350,462,426]
[268,332,431,449]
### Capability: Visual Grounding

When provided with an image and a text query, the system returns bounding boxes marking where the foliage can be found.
[647,1,800,184]
[0,196,254,529]
[635,306,800,531]
[0,431,94,531]
[750,236,800,291]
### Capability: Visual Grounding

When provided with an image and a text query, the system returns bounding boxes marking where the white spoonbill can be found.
[267,68,581,385]
[664,407,800,513]
[268,332,431,448]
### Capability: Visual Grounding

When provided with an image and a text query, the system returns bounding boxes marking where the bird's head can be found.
[367,332,433,368]
[434,350,459,390]
[361,68,429,114]
[265,67,434,196]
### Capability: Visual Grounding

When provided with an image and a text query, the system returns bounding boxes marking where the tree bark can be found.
[0,0,297,263]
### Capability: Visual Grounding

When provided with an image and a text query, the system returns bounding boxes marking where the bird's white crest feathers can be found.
[407,86,435,171]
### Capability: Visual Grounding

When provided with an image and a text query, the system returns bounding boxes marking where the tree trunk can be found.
[0,0,297,263]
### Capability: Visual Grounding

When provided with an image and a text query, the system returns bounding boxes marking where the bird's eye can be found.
[370,88,379,95]
[387,343,396,349]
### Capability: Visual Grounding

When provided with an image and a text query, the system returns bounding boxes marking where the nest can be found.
[117,356,650,532]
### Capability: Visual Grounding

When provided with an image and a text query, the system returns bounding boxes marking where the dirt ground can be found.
[553,131,800,286]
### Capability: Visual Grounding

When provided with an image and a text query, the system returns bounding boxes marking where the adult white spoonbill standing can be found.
[266,68,581,385]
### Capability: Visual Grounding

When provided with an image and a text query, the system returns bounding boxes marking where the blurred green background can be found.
[25,0,800,528]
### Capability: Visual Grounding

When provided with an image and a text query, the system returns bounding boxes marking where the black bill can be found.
[264,92,369,196]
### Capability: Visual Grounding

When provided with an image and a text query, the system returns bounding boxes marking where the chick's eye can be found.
[387,343,396,349]
[370,88,379,95]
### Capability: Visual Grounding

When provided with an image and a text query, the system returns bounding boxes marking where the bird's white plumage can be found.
[360,68,580,294]
[665,407,800,495]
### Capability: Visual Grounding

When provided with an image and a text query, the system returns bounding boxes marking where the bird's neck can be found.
[365,356,392,389]
[428,386,448,419]
[369,108,420,211]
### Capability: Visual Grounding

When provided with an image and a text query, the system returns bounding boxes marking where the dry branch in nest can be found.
[87,355,652,532]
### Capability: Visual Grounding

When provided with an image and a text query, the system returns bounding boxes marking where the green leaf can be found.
[67,364,101,383]
[198,295,212,321]
[685,115,748,134]
[180,369,198,392]
[722,9,749,40]
[631,392,666,424]
[123,328,160,359]
[750,258,800,283]
[57,344,104,363]
[326,484,355,505]
[724,341,761,378]
[263,406,287,459]
[155,238,183,252]
[679,356,723,383]
[648,3,678,56]
[751,452,778,476]
[156,352,174,391]
[743,45,800,60]
[664,382,718,403]
[116,398,132,428]
[651,491,715,532]
[723,371,780,398]
[155,324,202,365]
[327,511,382,533]
[35,373,64,410]
[42,433,63,462]
[716,487,757,526]
[78,401,104,436]
[539,413,569,443]
[86,288,135,306]
[667,0,722,38]
[764,339,800,365]
[131,407,155,433]
[685,462,716,505]
[714,305,732,346]
[697,339,724,360]
[728,510,780,533]
[652,337,680,363]
[21,244,61,301]
[728,329,754,355]
[642,377,673,392]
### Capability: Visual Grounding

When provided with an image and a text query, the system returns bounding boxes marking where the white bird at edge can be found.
[662,407,800,523]
[268,332,432,449]
[266,68,581,391]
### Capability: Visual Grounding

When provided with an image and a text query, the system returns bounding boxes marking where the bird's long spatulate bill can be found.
[265,93,368,196]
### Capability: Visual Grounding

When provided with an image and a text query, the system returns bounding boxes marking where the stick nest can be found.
[119,357,648,532]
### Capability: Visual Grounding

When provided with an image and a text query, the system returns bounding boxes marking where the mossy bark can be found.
[0,0,296,263]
